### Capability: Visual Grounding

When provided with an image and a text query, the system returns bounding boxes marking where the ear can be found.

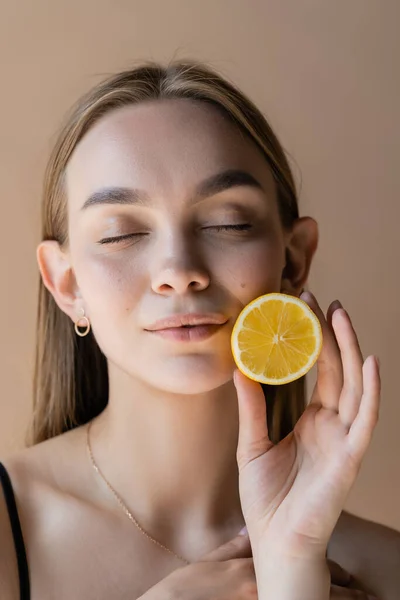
[281,217,318,295]
[36,240,82,323]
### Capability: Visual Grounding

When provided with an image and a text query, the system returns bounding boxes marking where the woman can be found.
[0,59,398,599]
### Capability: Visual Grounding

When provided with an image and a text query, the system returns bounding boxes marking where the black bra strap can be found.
[0,462,30,599]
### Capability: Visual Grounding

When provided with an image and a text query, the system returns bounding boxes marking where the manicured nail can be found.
[300,290,312,302]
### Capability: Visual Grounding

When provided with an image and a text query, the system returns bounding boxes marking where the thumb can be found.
[197,528,252,562]
[234,369,274,471]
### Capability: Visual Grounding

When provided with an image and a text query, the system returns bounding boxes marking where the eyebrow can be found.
[80,169,264,211]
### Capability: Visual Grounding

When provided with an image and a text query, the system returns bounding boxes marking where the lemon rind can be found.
[231,293,323,385]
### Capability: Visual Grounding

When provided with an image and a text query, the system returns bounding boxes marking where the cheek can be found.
[73,250,147,314]
[72,252,148,358]
[211,237,285,302]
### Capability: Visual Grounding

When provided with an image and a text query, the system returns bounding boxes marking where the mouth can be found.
[145,313,229,331]
[144,313,229,342]
[146,323,228,342]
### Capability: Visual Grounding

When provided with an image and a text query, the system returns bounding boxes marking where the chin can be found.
[142,355,235,394]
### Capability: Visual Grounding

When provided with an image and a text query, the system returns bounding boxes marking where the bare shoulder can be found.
[0,425,91,533]
[0,431,77,600]
[329,510,400,598]
[0,465,21,599]
[0,423,96,549]
[0,427,177,599]
[0,426,93,598]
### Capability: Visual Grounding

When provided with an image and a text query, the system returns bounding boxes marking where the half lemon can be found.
[231,293,323,385]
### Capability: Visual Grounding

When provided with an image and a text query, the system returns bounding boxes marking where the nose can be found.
[151,239,210,296]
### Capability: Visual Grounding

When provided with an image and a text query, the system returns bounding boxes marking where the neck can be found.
[89,364,245,558]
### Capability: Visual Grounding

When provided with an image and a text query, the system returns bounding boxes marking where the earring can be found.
[74,307,91,337]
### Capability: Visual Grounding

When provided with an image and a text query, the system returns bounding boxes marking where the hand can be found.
[234,292,381,559]
[138,529,378,599]
[139,531,257,599]
[328,559,378,599]
[330,585,378,599]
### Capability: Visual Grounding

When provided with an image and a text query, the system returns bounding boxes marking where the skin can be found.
[39,97,318,557]
[0,98,398,598]
[231,290,382,600]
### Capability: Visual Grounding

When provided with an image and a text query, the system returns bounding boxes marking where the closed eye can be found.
[204,224,252,232]
[98,224,252,245]
[98,233,145,245]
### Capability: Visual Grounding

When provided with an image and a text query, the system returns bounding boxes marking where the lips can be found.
[145,313,229,331]
[145,322,228,343]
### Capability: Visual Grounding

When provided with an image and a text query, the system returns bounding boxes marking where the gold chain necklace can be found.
[86,419,190,565]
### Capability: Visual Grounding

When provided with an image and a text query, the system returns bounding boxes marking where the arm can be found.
[254,542,330,600]
[328,510,400,600]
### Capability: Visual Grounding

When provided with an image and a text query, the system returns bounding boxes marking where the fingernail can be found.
[300,290,312,302]
[376,356,381,368]
[238,526,248,535]
[332,300,343,310]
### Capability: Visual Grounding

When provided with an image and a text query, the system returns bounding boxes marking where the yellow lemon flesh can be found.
[231,293,323,385]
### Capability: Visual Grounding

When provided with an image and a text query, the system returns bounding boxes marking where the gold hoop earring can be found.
[74,307,91,337]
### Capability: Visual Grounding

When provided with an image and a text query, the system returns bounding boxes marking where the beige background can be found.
[0,0,399,530]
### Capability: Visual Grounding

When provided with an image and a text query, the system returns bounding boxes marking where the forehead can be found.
[65,98,276,211]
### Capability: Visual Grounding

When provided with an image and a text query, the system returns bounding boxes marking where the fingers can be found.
[301,292,343,411]
[330,584,378,598]
[331,308,364,428]
[326,300,343,328]
[302,292,367,430]
[348,356,381,462]
[197,530,252,562]
[233,369,274,472]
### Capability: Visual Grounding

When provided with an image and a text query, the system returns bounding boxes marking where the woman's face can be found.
[65,98,288,393]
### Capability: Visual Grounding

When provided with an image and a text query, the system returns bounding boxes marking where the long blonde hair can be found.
[26,59,306,447]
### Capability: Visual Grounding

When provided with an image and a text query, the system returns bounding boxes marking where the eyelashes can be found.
[212,224,252,232]
[98,232,145,245]
[98,224,253,245]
